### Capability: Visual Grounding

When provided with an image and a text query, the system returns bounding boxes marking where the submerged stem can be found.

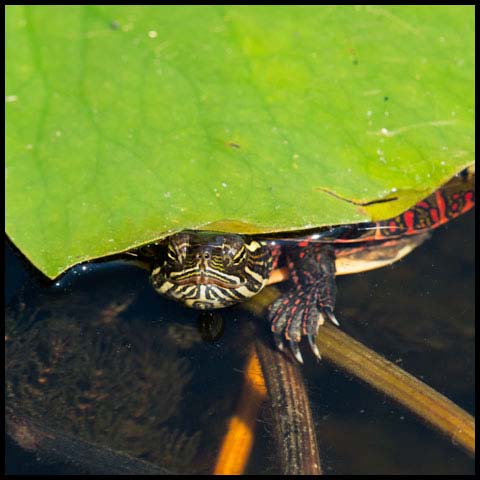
[244,286,475,458]
[316,322,475,457]
[254,335,322,475]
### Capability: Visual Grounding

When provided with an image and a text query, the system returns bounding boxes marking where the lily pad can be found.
[6,5,474,278]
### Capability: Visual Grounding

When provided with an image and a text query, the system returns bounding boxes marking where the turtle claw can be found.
[272,330,306,364]
[308,334,321,360]
[269,291,334,362]
[274,333,285,352]
[289,340,304,364]
[323,308,340,326]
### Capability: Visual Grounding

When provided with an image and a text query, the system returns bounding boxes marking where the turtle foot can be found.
[268,290,339,363]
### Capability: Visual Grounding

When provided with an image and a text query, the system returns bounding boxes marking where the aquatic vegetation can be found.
[5,286,204,472]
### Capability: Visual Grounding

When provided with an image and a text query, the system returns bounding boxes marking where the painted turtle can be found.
[133,168,474,362]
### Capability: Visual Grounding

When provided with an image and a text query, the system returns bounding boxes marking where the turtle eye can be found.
[230,246,247,266]
[223,254,234,268]
[167,244,186,265]
[167,245,177,261]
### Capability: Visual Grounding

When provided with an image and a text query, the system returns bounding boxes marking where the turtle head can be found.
[151,231,273,309]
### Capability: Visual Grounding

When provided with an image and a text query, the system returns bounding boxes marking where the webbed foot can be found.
[268,288,339,363]
[267,243,338,363]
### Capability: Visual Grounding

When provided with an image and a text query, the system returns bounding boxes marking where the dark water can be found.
[5,210,475,475]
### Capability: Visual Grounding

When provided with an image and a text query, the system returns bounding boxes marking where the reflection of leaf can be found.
[5,6,474,278]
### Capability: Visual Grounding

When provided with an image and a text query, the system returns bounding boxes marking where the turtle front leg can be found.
[267,243,339,362]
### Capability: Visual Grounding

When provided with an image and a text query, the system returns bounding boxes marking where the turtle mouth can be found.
[170,273,244,289]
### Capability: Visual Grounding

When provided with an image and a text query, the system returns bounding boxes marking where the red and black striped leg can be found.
[267,243,339,362]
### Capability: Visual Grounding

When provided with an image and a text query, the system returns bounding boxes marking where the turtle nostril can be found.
[203,252,210,260]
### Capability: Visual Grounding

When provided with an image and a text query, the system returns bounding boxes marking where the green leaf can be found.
[6,5,475,278]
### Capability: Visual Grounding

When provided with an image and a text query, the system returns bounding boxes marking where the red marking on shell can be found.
[435,190,448,223]
[417,201,429,209]
[430,208,439,224]
[452,193,460,200]
[299,252,305,259]
[389,220,397,232]
[451,202,458,212]
[298,240,309,247]
[463,191,474,211]
[403,210,415,233]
